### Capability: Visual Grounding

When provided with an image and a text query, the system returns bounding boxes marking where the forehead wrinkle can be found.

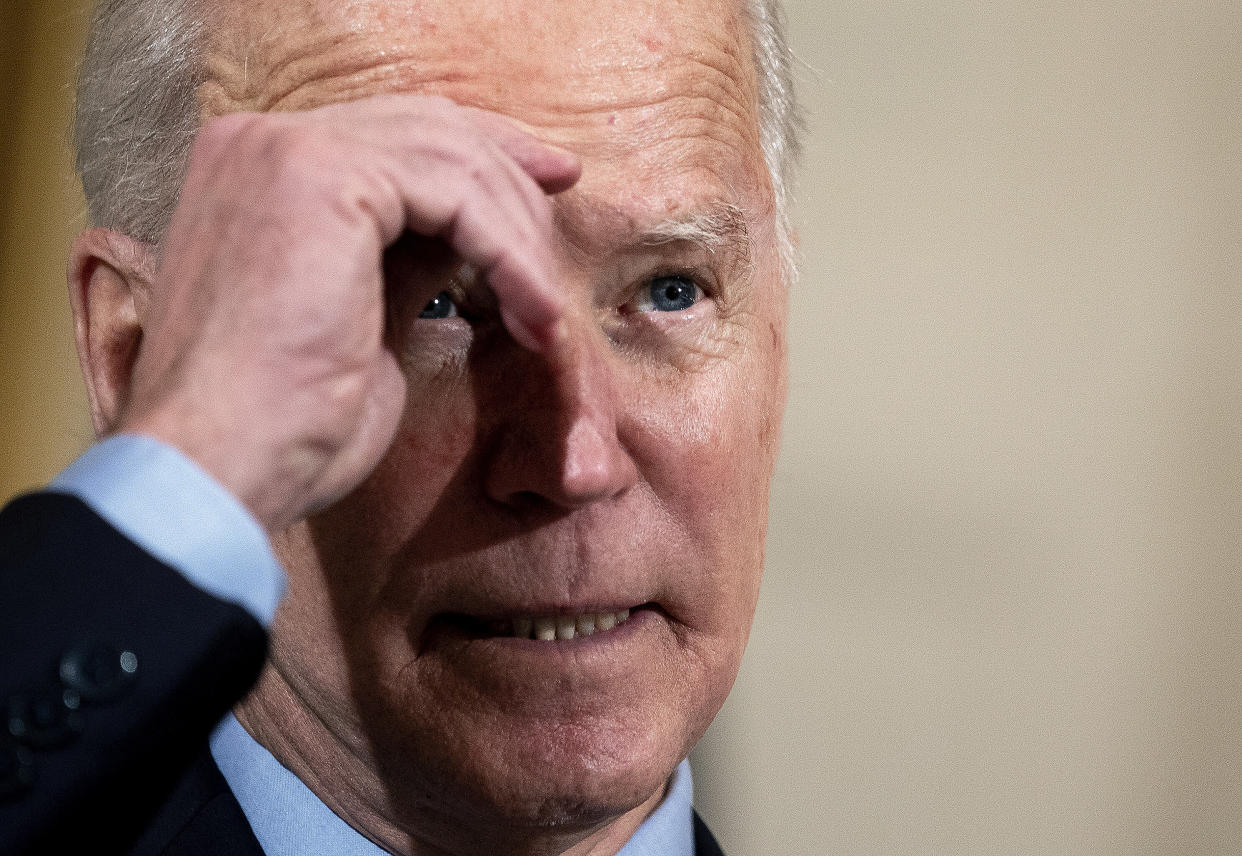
[202,46,754,134]
[199,1,759,132]
[201,39,425,115]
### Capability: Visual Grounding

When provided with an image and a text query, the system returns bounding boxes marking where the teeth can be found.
[508,609,635,641]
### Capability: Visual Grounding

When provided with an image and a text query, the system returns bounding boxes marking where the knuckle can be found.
[418,94,459,117]
[260,126,337,195]
[463,150,493,185]
[192,113,346,210]
[460,142,513,189]
[189,113,252,166]
[260,126,309,172]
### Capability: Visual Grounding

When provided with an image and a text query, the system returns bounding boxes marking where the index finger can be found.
[460,106,582,194]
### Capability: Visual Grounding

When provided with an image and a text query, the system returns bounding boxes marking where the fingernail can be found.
[501,307,541,352]
[545,317,568,346]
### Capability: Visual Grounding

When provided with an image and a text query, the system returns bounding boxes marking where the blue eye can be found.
[642,275,700,312]
[418,291,459,319]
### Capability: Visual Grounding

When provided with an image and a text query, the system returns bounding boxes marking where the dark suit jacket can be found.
[0,492,724,855]
[0,492,266,854]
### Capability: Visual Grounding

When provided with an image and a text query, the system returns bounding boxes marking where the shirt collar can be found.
[210,713,695,856]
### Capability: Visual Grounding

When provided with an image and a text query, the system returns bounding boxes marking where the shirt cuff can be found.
[49,434,286,626]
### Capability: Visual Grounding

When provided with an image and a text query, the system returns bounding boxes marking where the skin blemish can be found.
[608,113,617,125]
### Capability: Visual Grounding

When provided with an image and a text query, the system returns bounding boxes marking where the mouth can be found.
[433,605,654,643]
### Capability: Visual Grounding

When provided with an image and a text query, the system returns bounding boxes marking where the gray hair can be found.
[75,0,801,277]
[75,0,203,246]
[743,0,803,283]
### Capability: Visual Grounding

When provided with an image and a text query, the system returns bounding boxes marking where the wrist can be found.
[118,406,309,533]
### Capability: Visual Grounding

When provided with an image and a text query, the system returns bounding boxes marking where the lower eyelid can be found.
[626,299,715,329]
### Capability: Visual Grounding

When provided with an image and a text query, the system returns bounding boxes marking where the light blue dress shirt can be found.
[211,713,695,856]
[49,435,696,856]
[50,434,284,625]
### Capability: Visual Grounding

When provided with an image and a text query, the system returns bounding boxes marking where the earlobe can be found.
[67,228,156,436]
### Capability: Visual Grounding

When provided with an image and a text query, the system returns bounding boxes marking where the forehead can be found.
[202,0,768,212]
[204,0,753,105]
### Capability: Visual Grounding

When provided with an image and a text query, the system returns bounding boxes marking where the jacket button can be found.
[0,738,35,802]
[6,686,83,749]
[59,644,138,703]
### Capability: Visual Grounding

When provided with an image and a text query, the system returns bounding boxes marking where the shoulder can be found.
[0,492,266,853]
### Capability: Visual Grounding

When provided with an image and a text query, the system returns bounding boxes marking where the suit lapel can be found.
[127,747,264,856]
[692,809,726,856]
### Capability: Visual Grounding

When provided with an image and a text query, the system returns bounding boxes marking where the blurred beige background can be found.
[2,1,1240,854]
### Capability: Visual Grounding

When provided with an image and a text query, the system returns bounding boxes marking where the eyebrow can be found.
[558,194,753,264]
[635,202,751,258]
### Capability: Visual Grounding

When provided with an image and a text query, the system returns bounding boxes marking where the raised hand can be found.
[75,95,580,531]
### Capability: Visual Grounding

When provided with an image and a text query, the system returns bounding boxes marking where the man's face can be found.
[209,0,786,835]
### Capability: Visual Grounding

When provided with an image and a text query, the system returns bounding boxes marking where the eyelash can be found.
[416,280,484,321]
[416,267,714,321]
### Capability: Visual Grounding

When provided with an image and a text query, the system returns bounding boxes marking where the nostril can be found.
[484,431,636,510]
[509,490,541,507]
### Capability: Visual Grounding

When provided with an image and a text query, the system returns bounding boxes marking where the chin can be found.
[365,687,700,836]
[330,598,741,836]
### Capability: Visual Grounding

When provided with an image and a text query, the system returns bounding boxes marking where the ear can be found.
[67,228,157,437]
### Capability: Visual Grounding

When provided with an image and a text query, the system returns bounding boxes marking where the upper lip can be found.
[442,603,647,620]
[407,577,663,624]
[381,556,674,642]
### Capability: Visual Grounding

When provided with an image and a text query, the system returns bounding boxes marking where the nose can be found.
[482,316,638,510]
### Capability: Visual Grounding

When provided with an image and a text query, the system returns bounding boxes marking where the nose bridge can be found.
[482,311,637,509]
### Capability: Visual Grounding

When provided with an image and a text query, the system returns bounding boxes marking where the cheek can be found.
[378,380,477,507]
[630,338,784,627]
[300,363,479,598]
[265,367,479,719]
